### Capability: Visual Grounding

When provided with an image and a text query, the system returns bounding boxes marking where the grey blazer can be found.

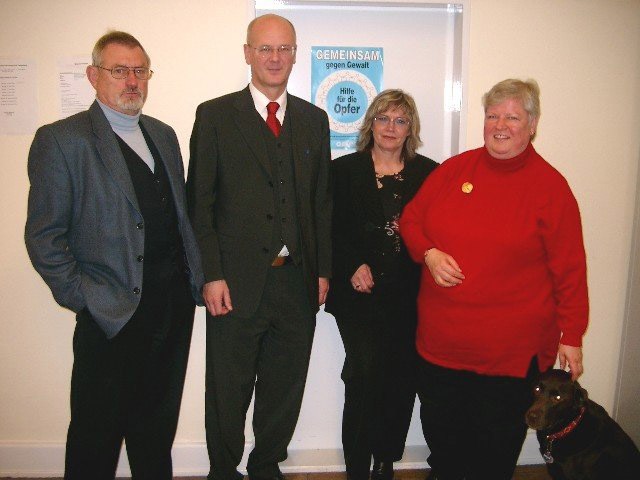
[25,101,204,339]
[187,87,332,317]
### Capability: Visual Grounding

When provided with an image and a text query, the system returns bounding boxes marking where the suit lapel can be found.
[89,102,141,214]
[232,87,272,178]
[287,95,313,192]
[140,117,185,214]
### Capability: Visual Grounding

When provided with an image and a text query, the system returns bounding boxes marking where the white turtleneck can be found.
[97,99,155,172]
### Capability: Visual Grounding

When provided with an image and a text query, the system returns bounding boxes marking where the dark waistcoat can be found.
[116,128,185,285]
[261,113,301,263]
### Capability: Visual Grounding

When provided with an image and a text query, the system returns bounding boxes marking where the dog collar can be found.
[542,406,586,464]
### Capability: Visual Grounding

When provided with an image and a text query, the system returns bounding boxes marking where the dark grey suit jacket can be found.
[25,101,204,339]
[187,86,332,316]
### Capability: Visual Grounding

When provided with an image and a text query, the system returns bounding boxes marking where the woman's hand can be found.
[424,248,465,287]
[558,344,583,380]
[351,264,374,294]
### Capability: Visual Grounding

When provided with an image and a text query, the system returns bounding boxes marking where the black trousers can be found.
[334,282,418,480]
[417,357,539,480]
[205,263,316,480]
[64,270,195,480]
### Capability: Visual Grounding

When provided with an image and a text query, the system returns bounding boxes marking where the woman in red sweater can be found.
[399,79,588,480]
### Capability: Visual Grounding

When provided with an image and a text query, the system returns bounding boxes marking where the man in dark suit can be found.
[186,14,332,480]
[25,31,204,480]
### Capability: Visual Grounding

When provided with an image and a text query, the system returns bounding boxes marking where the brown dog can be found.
[525,369,640,479]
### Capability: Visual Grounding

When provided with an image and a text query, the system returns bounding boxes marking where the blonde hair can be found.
[356,89,422,159]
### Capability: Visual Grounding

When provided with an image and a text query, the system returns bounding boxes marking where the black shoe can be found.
[371,460,394,480]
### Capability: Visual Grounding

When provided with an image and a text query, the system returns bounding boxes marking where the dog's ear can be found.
[575,383,589,407]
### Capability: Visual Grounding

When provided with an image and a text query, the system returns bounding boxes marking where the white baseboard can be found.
[0,432,544,477]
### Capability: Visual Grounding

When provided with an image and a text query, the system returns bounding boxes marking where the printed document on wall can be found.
[58,57,94,118]
[0,59,37,135]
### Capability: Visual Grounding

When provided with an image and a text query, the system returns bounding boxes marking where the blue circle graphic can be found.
[327,81,366,125]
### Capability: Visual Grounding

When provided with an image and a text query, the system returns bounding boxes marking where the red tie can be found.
[266,101,281,137]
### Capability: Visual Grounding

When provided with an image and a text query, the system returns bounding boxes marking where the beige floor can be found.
[1,465,553,480]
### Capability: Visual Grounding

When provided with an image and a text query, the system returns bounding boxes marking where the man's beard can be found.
[116,89,145,112]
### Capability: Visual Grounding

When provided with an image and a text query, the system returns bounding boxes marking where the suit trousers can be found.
[333,281,418,480]
[205,263,316,480]
[64,269,195,480]
[417,356,539,480]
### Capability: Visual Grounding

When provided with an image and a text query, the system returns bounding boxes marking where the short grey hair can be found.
[91,30,150,67]
[482,78,540,124]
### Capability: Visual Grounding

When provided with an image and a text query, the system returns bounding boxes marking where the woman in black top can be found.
[326,90,438,480]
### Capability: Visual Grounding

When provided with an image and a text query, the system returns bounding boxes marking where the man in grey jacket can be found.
[25,31,203,480]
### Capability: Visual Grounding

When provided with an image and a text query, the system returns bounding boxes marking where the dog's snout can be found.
[525,406,543,429]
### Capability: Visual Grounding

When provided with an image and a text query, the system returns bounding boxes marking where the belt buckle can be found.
[271,255,290,267]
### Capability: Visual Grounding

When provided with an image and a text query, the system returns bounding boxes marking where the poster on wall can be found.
[311,46,383,153]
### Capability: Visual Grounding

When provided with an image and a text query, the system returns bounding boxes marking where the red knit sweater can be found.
[399,143,588,377]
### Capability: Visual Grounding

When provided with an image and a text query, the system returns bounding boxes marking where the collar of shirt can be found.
[248,82,287,124]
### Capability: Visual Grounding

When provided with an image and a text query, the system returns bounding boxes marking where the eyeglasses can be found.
[96,66,154,80]
[248,44,297,58]
[374,115,410,128]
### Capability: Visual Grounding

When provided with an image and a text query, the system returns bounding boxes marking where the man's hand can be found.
[558,344,583,380]
[318,277,329,306]
[202,280,233,316]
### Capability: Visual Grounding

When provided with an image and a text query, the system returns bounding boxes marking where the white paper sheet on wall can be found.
[57,56,95,119]
[0,58,38,135]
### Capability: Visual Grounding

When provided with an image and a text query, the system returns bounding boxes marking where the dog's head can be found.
[525,369,588,432]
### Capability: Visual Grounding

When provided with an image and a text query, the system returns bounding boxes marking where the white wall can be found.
[1,0,639,476]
